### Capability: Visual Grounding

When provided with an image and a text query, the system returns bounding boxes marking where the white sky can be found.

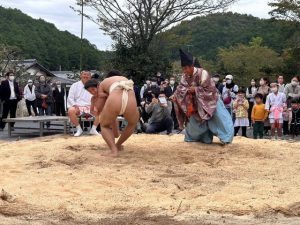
[0,0,273,51]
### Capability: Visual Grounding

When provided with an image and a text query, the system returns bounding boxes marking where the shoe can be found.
[89,127,100,136]
[74,128,83,137]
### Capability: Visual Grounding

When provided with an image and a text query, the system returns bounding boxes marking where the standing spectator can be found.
[165,76,178,129]
[284,76,300,106]
[289,98,300,140]
[0,71,21,131]
[265,82,286,140]
[67,71,100,137]
[233,89,249,137]
[145,92,173,135]
[251,93,268,139]
[277,75,285,93]
[53,81,66,116]
[23,79,38,116]
[221,74,238,117]
[140,79,151,99]
[156,72,165,86]
[257,77,270,103]
[246,78,257,127]
[212,74,223,94]
[35,75,53,128]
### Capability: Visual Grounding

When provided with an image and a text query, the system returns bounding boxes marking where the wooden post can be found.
[39,122,44,137]
[7,122,11,137]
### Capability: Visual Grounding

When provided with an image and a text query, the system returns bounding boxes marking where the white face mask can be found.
[271,87,278,93]
[226,79,232,84]
[292,81,298,86]
[251,82,256,86]
[28,83,33,86]
[259,80,265,86]
[151,82,157,86]
[213,78,219,83]
[9,75,15,81]
[170,80,175,85]
[146,81,150,85]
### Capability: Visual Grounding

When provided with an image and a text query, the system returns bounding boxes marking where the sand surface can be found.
[0,134,300,225]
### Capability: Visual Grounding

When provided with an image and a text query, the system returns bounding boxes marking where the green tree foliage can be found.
[162,12,300,61]
[0,6,109,71]
[217,37,283,86]
[269,0,300,22]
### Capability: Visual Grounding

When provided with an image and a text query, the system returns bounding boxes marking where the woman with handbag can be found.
[35,75,53,128]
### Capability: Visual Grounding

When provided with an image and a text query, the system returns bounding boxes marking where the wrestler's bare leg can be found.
[116,93,139,151]
[99,92,122,157]
[112,119,120,139]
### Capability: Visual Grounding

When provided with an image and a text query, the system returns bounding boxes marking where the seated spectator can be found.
[53,81,66,116]
[251,93,268,139]
[67,71,100,137]
[265,82,286,141]
[145,92,173,135]
[23,79,38,116]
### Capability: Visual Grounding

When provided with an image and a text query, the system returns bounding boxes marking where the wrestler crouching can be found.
[84,71,139,157]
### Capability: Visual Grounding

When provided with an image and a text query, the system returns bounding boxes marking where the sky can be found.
[0,0,273,51]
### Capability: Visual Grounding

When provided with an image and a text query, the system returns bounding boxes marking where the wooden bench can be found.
[3,116,69,137]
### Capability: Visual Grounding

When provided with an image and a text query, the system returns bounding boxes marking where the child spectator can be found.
[233,89,249,137]
[289,98,300,140]
[251,93,268,139]
[265,83,286,140]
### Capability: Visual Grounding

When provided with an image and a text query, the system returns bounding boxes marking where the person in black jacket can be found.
[35,75,53,127]
[0,71,21,131]
[53,81,66,116]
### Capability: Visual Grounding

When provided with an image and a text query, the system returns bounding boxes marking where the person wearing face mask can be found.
[265,82,286,140]
[246,78,257,127]
[212,74,223,94]
[284,76,300,107]
[140,79,151,100]
[143,77,160,103]
[0,71,21,131]
[145,91,173,135]
[53,81,66,116]
[221,74,239,117]
[35,75,54,128]
[257,77,270,103]
[156,72,165,86]
[288,98,300,140]
[23,79,38,117]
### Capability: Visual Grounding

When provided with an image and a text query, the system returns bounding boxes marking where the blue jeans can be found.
[146,116,173,134]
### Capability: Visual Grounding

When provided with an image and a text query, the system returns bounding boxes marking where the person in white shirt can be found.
[277,75,285,93]
[23,79,37,116]
[140,79,150,99]
[265,82,286,140]
[67,71,100,137]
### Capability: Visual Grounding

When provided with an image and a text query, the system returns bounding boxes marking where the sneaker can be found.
[74,128,83,137]
[89,127,100,136]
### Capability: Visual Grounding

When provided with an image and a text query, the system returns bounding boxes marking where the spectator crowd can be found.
[0,70,300,141]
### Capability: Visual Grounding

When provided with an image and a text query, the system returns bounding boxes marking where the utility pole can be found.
[80,0,84,71]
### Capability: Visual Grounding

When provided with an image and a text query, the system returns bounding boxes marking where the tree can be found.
[217,37,283,86]
[76,0,237,80]
[269,0,300,22]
